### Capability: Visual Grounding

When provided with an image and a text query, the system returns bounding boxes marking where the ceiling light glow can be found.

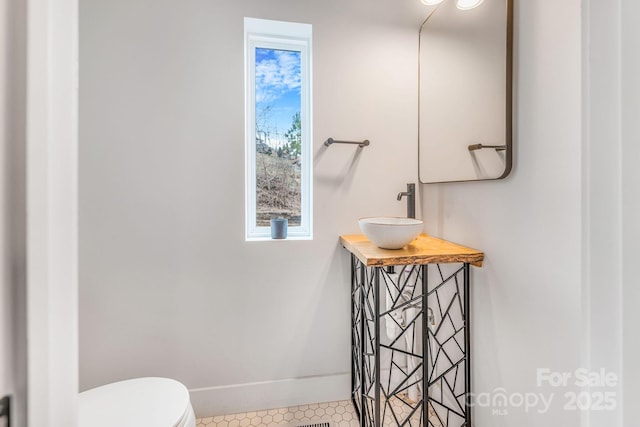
[456,0,485,10]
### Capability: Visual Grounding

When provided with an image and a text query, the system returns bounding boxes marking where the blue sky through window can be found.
[255,48,301,145]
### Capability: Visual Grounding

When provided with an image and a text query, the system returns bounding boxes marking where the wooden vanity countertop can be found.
[340,233,484,267]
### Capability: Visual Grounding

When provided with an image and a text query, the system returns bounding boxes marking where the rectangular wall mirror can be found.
[418,0,513,184]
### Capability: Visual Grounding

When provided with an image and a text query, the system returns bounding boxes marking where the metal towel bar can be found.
[468,143,507,151]
[324,138,370,148]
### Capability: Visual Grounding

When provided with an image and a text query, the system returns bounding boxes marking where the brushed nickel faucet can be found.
[397,183,416,219]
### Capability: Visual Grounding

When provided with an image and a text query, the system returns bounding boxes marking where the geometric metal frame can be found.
[350,254,472,427]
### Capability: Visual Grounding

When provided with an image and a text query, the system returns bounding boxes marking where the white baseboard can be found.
[189,373,351,418]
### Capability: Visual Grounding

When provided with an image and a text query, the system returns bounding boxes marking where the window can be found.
[244,18,313,240]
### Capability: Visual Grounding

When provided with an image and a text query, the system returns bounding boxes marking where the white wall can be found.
[1,0,28,425]
[25,0,79,424]
[582,0,623,425]
[621,0,640,424]
[79,0,425,415]
[421,0,583,425]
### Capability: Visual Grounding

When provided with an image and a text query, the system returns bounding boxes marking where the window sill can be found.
[245,235,313,242]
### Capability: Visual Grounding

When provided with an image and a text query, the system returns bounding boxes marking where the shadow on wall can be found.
[314,142,364,190]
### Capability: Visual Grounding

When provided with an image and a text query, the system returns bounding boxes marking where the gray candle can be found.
[270,218,288,239]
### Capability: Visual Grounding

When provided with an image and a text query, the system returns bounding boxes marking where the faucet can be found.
[397,183,416,219]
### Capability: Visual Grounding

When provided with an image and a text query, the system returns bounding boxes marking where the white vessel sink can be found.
[358,217,424,250]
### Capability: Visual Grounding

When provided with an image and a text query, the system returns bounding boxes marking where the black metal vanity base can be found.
[350,255,472,427]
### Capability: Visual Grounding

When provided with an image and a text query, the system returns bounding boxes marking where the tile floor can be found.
[196,400,359,427]
[196,396,442,427]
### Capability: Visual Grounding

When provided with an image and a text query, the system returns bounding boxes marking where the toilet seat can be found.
[79,377,196,427]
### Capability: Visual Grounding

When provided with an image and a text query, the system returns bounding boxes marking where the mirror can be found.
[418,0,513,183]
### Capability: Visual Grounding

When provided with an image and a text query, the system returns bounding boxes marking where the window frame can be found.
[244,18,313,241]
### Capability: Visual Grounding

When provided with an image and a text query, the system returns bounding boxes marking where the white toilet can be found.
[79,377,196,427]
